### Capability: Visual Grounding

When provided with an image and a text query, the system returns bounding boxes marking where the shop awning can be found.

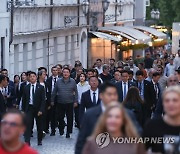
[133,26,167,39]
[89,31,122,42]
[99,26,151,43]
[98,29,136,42]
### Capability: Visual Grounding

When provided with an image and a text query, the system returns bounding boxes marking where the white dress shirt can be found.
[95,66,103,74]
[101,101,106,112]
[90,88,99,104]
[122,81,128,98]
[52,76,59,92]
[29,83,37,105]
[0,87,3,94]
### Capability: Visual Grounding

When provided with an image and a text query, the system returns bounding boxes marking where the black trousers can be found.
[56,103,74,134]
[74,104,80,128]
[49,104,57,133]
[24,105,43,144]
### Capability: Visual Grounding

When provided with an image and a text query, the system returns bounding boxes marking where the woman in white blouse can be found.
[75,73,90,128]
[77,73,90,104]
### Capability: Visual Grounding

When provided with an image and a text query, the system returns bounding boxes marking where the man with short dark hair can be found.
[175,66,180,84]
[46,66,59,136]
[79,76,100,123]
[111,70,121,83]
[95,59,103,74]
[136,70,156,124]
[0,109,38,154]
[22,72,45,145]
[151,72,161,110]
[51,68,78,138]
[86,69,95,80]
[1,69,14,88]
[0,75,8,120]
[99,64,112,82]
[116,70,135,102]
[128,70,136,83]
[109,58,116,76]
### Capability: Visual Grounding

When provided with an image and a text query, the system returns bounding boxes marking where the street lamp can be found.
[150,9,156,19]
[82,0,89,15]
[151,9,160,20]
[155,9,160,19]
[118,0,123,15]
[102,0,110,27]
[102,0,110,12]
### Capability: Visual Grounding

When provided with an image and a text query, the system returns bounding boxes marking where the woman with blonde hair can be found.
[82,102,146,154]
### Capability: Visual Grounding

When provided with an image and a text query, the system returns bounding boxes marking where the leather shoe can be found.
[38,141,42,146]
[60,130,64,136]
[50,132,55,136]
[66,133,70,138]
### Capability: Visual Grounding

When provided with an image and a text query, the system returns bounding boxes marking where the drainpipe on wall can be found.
[9,0,14,45]
[47,0,53,75]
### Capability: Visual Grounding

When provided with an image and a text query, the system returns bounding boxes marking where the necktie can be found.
[138,82,142,93]
[32,85,35,103]
[93,92,96,105]
[54,78,57,84]
[154,83,159,99]
[123,82,127,100]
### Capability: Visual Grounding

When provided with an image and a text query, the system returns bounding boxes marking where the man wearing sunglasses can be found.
[0,109,38,154]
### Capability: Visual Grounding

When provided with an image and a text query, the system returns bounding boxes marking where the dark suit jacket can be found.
[22,83,46,113]
[75,105,102,154]
[116,81,135,102]
[17,81,28,105]
[0,91,6,119]
[150,81,161,107]
[79,90,101,123]
[46,76,57,104]
[6,85,16,108]
[75,105,142,154]
[135,80,156,110]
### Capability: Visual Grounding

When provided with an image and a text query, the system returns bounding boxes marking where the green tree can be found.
[172,0,180,22]
[146,0,159,20]
[158,0,176,26]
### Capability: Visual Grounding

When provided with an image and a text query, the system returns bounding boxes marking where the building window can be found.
[145,0,150,6]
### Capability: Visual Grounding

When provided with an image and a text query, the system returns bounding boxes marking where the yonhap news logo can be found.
[96,132,110,148]
[95,132,177,148]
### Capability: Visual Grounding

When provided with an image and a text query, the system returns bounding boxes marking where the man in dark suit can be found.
[136,70,156,125]
[2,77,16,108]
[46,66,59,136]
[151,72,161,109]
[22,72,45,146]
[1,69,15,88]
[116,70,135,102]
[128,70,137,83]
[79,76,101,124]
[111,70,121,84]
[16,71,31,108]
[75,82,142,154]
[0,75,8,120]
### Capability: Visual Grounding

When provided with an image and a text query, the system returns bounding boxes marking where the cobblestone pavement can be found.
[31,127,79,154]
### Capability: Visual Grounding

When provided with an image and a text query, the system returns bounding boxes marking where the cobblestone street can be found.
[31,128,78,154]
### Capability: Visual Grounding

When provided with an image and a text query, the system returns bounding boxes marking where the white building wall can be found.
[172,23,180,54]
[9,0,88,77]
[105,0,135,26]
[0,0,10,70]
[134,0,146,25]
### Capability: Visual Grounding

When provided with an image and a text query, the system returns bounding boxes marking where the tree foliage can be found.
[146,0,180,27]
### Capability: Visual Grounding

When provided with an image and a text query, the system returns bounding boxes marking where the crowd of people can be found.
[0,48,179,154]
